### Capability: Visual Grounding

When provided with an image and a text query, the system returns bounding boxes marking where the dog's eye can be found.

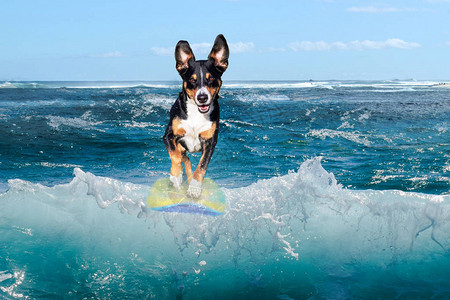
[189,77,196,84]
[208,77,215,83]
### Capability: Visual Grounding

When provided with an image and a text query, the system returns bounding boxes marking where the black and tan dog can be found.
[163,34,229,198]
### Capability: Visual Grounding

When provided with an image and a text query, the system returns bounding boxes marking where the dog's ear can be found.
[175,41,195,75]
[208,34,229,74]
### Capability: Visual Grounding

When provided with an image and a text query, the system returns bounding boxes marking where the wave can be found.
[0,80,325,90]
[235,93,291,102]
[0,81,180,89]
[2,81,449,92]
[65,83,180,89]
[223,80,449,90]
[0,81,53,89]
[2,81,322,90]
[1,158,449,298]
[46,111,105,132]
[307,128,373,146]
[224,82,322,89]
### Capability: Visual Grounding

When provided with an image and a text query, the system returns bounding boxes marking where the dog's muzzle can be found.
[195,88,211,113]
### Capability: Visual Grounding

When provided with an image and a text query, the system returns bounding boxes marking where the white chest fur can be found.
[180,100,213,153]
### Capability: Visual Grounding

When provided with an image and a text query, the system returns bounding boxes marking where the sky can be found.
[1,0,450,81]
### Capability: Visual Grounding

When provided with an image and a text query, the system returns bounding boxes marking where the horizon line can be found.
[2,78,450,82]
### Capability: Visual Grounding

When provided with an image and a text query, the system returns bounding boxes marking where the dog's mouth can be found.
[198,104,210,113]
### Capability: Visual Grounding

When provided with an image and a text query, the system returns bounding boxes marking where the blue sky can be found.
[1,0,450,81]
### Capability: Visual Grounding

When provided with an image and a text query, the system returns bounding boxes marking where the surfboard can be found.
[147,178,226,216]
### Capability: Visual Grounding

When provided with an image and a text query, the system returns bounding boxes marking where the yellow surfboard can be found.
[147,178,226,216]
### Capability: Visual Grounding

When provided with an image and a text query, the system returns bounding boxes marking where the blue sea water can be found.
[0,80,449,299]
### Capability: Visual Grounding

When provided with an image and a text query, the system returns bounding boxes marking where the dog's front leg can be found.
[188,124,217,198]
[168,146,184,189]
[164,118,186,189]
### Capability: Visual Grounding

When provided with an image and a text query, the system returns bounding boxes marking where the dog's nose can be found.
[197,93,208,104]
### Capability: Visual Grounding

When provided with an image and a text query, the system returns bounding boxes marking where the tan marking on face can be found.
[187,88,197,100]
[183,81,198,100]
[199,122,217,140]
[191,74,197,81]
[205,73,211,80]
[206,78,222,100]
[172,117,186,136]
[206,85,220,100]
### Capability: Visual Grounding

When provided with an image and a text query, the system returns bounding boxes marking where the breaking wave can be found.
[0,81,180,89]
[1,158,449,299]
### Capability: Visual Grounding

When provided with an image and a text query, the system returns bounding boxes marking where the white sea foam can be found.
[0,271,25,298]
[67,83,179,89]
[371,173,401,185]
[224,82,324,89]
[0,82,16,88]
[221,80,447,94]
[109,94,175,120]
[0,271,13,283]
[139,94,174,111]
[121,121,163,129]
[221,119,264,129]
[308,128,372,146]
[435,122,448,134]
[46,111,104,132]
[38,162,83,169]
[235,93,291,103]
[0,82,50,89]
[0,81,181,89]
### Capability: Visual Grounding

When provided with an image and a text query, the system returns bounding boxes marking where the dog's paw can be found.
[169,174,183,189]
[187,179,202,198]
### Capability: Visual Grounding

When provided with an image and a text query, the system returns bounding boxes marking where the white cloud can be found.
[289,39,421,51]
[191,43,213,54]
[292,41,331,51]
[372,39,421,49]
[347,6,417,13]
[151,41,254,56]
[229,42,255,53]
[185,42,255,54]
[150,44,211,56]
[348,6,398,13]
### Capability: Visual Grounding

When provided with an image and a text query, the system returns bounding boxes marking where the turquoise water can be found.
[0,80,449,299]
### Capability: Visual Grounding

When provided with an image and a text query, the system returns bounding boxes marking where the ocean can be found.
[0,80,449,299]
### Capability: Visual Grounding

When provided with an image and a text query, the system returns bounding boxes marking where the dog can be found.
[163,34,229,198]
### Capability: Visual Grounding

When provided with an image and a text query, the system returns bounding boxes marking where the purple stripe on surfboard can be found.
[151,203,223,216]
